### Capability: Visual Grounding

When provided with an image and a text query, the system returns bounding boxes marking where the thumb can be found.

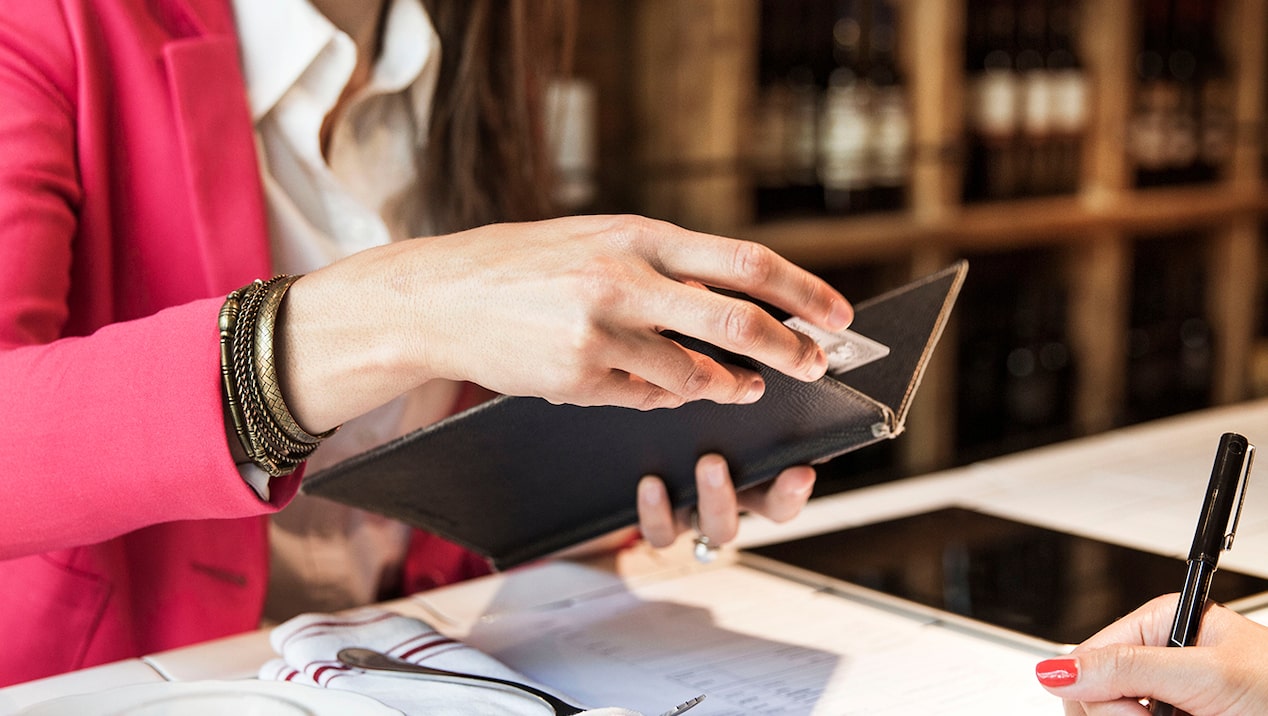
[1036,646,1210,711]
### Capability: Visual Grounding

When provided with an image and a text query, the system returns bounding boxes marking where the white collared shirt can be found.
[236,0,438,271]
[232,0,462,621]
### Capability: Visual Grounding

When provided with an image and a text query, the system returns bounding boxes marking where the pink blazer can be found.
[0,0,485,685]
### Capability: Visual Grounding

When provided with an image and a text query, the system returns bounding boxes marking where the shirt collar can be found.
[231,0,439,124]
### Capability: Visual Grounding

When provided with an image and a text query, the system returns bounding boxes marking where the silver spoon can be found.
[336,647,704,715]
[337,646,585,714]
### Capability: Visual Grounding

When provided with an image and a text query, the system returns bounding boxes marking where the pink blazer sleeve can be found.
[0,1,299,558]
[0,304,305,558]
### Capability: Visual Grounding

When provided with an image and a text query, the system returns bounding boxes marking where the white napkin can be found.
[260,607,640,716]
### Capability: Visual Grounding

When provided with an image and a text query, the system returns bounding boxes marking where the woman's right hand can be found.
[275,214,853,432]
[1035,593,1268,715]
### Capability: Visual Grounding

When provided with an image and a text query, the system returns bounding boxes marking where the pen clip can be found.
[1223,443,1254,551]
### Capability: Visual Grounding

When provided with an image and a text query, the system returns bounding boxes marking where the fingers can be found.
[615,218,851,385]
[1062,702,1088,716]
[556,371,687,411]
[1034,596,1182,712]
[737,465,816,522]
[1035,646,1198,715]
[350,215,852,414]
[632,220,853,333]
[613,331,767,407]
[466,215,854,407]
[641,279,831,384]
[693,454,739,544]
[636,476,676,548]
[637,457,816,551]
[1076,594,1181,651]
[1037,598,1268,716]
[635,456,740,549]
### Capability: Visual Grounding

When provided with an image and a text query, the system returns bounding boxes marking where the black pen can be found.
[1150,432,1254,716]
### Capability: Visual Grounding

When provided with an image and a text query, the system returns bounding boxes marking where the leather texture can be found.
[305,262,968,569]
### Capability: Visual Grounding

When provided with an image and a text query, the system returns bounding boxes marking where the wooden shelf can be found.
[579,0,1268,475]
[739,186,1268,266]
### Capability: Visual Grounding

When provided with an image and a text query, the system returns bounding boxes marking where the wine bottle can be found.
[1015,0,1051,197]
[955,250,1072,457]
[864,0,910,211]
[818,0,871,214]
[754,0,795,218]
[1045,0,1088,195]
[1004,277,1072,437]
[783,2,828,216]
[965,0,1021,201]
[1130,0,1172,186]
[754,0,826,218]
[545,78,598,212]
[1161,0,1201,184]
[1194,0,1232,182]
[1127,235,1212,421]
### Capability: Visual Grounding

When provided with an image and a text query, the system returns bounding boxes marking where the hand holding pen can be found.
[1035,432,1262,715]
[1149,432,1254,715]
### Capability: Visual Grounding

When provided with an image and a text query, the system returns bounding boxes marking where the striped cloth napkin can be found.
[261,608,639,716]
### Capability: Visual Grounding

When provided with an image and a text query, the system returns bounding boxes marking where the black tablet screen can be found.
[744,507,1268,646]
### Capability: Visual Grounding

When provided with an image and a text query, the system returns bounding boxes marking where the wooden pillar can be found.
[1067,234,1130,434]
[1226,0,1266,189]
[1209,219,1260,404]
[1078,0,1134,205]
[903,0,965,221]
[630,0,758,234]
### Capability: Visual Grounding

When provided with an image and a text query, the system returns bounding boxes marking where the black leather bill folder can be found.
[303,261,968,569]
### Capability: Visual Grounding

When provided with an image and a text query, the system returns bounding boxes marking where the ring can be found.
[691,509,719,564]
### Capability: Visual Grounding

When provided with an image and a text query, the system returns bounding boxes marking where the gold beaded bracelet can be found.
[219,275,336,477]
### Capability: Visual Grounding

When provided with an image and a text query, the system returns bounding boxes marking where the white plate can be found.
[17,679,403,716]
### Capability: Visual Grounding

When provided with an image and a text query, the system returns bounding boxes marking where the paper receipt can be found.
[784,316,891,374]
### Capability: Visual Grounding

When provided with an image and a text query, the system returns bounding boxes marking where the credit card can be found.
[784,316,891,374]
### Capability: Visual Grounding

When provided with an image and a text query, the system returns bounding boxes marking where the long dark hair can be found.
[420,0,576,233]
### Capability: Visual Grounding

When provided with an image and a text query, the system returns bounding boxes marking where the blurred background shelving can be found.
[562,0,1268,494]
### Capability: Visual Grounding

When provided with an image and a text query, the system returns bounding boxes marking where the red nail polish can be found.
[1035,658,1078,687]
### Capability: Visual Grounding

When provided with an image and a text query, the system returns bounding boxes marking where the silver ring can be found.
[691,509,718,564]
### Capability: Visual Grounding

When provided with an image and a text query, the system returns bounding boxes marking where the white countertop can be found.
[7,399,1268,714]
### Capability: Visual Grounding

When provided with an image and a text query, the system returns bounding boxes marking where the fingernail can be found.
[702,459,726,488]
[828,301,852,330]
[1035,658,1078,687]
[638,478,663,506]
[790,473,815,497]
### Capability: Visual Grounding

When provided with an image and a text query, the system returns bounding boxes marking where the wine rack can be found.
[572,0,1268,484]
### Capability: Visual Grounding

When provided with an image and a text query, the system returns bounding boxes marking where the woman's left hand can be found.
[636,453,816,549]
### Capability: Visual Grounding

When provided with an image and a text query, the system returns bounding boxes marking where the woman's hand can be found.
[277,215,852,433]
[1035,594,1268,715]
[636,453,815,550]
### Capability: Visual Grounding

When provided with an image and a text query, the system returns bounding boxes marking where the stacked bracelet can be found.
[219,275,336,476]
